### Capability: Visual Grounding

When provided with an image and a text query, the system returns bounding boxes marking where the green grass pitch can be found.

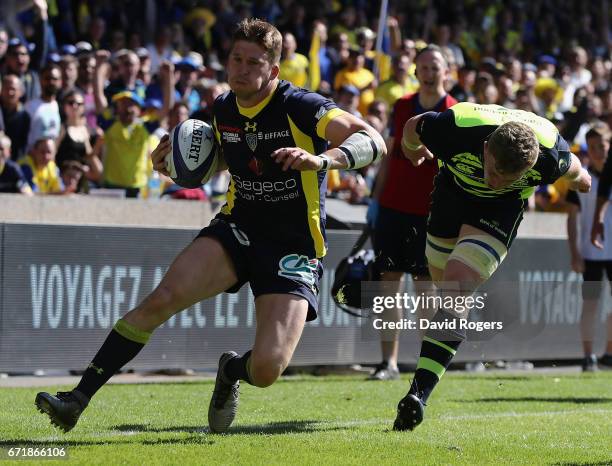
[1,372,611,465]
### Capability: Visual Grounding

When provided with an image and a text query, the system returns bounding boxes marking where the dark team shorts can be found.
[427,175,527,248]
[373,205,429,276]
[582,260,612,300]
[196,218,322,321]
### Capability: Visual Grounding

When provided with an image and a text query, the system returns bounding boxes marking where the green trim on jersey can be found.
[451,102,558,148]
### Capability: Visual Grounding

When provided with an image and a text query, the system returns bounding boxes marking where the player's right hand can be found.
[151,134,171,176]
[401,139,434,167]
[591,220,605,249]
[404,146,434,167]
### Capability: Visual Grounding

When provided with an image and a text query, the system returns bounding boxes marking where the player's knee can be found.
[443,260,481,283]
[446,235,507,284]
[143,284,182,317]
[249,351,288,388]
[425,235,455,283]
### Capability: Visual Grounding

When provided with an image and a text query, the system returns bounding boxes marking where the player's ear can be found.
[270,63,280,80]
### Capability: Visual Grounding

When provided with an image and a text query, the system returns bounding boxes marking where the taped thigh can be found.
[448,235,508,280]
[425,234,457,271]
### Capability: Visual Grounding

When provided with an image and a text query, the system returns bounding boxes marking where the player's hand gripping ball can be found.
[167,119,218,188]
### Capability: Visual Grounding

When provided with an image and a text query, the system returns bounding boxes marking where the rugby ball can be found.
[167,119,218,188]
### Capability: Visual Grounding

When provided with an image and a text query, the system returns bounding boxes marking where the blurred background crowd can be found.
[0,0,610,211]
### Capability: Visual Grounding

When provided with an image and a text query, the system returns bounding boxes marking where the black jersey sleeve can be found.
[415,109,457,161]
[285,88,340,139]
[536,134,572,184]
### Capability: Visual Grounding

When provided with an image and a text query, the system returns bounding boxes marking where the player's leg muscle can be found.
[425,234,457,286]
[249,294,308,387]
[124,237,239,331]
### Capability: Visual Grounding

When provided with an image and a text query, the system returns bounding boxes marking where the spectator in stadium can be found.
[449,65,476,103]
[366,100,389,138]
[86,16,107,51]
[20,137,63,194]
[394,103,590,431]
[2,39,41,104]
[375,54,418,113]
[0,74,30,160]
[167,102,190,132]
[334,47,376,116]
[308,21,338,94]
[335,84,361,118]
[1,0,48,103]
[328,31,350,68]
[279,31,309,88]
[104,50,146,103]
[475,81,499,105]
[75,52,98,133]
[25,63,62,152]
[567,124,612,371]
[135,47,153,87]
[56,89,103,184]
[433,23,465,69]
[146,26,178,76]
[60,159,87,194]
[58,54,78,102]
[537,55,557,79]
[367,45,456,381]
[0,132,32,194]
[94,50,173,197]
[173,56,202,114]
[355,27,376,72]
[35,18,386,436]
[496,74,516,108]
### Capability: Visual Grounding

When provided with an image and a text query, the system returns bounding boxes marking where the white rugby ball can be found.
[167,119,218,188]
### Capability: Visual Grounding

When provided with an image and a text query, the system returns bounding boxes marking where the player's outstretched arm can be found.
[400,114,435,167]
[271,112,386,171]
[563,153,591,193]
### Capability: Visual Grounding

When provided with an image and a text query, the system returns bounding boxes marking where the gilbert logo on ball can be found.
[167,119,218,188]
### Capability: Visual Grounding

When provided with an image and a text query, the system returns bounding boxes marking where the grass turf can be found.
[1,372,611,465]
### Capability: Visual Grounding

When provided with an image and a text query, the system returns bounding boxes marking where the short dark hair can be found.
[231,19,282,64]
[488,122,539,174]
[415,44,446,66]
[585,123,611,142]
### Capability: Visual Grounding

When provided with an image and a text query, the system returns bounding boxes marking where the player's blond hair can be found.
[488,121,539,174]
[231,19,282,65]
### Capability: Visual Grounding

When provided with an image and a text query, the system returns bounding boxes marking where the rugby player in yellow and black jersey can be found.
[392,103,591,432]
[35,19,386,434]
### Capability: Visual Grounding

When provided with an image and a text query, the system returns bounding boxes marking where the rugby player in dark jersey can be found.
[35,19,386,434]
[393,103,591,431]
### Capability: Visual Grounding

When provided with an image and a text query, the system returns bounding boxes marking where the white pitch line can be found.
[36,408,612,440]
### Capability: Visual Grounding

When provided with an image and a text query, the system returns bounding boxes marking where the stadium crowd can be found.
[0,0,610,208]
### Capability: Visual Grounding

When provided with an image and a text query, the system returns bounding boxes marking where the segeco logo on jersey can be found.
[233,175,300,202]
[278,254,319,287]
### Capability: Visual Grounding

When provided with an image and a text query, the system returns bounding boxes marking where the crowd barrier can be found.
[0,213,609,371]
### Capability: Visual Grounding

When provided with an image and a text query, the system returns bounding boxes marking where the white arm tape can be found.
[338,130,382,169]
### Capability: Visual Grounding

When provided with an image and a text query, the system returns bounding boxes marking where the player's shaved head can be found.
[232,18,282,65]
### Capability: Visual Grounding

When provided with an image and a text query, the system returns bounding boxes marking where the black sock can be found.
[224,350,252,384]
[74,319,151,399]
[409,310,465,403]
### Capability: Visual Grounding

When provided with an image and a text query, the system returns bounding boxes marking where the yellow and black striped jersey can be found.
[417,103,571,200]
[212,80,344,258]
